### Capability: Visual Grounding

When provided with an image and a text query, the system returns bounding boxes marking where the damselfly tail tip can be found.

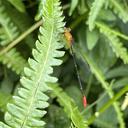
[83,95,87,108]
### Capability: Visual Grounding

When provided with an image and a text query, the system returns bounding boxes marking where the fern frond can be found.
[96,22,128,64]
[49,84,88,128]
[0,48,27,74]
[88,0,105,31]
[0,0,65,127]
[0,0,20,46]
[109,0,128,23]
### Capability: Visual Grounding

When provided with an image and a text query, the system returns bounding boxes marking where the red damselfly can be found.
[64,28,87,108]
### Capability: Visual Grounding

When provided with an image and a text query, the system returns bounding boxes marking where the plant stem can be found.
[85,74,93,97]
[0,20,43,56]
[87,85,128,125]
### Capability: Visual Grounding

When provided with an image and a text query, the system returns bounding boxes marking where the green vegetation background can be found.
[0,0,128,128]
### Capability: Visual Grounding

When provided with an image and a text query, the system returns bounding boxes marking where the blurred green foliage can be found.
[0,0,128,127]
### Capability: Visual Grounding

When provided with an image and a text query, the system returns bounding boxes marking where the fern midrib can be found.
[20,25,54,127]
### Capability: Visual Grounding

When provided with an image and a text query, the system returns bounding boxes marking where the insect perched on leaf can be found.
[64,28,87,108]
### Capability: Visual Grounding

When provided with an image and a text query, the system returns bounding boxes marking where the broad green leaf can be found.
[106,65,128,79]
[112,77,128,89]
[69,0,78,16]
[94,94,118,128]
[86,29,99,50]
[98,9,116,21]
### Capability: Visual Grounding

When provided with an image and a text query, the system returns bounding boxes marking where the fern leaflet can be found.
[109,0,128,23]
[0,48,27,74]
[88,0,105,31]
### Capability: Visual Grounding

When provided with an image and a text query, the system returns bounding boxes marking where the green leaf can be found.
[0,91,12,112]
[35,0,45,21]
[94,94,118,128]
[88,0,105,31]
[7,0,25,12]
[90,36,117,73]
[69,0,78,16]
[78,0,87,15]
[112,77,128,89]
[86,29,99,50]
[106,65,128,79]
[98,9,116,21]
[65,85,83,110]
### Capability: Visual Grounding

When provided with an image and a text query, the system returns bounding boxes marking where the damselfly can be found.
[64,28,87,108]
